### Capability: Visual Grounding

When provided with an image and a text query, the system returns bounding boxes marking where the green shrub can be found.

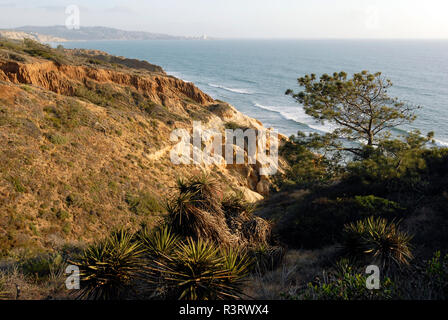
[8,176,26,193]
[73,229,145,300]
[426,251,448,297]
[287,259,396,300]
[22,39,67,65]
[224,122,249,131]
[342,217,413,268]
[352,195,405,215]
[46,133,67,145]
[74,84,115,107]
[43,100,91,130]
[276,131,341,189]
[276,195,406,249]
[20,253,64,280]
[125,192,163,216]
[347,145,448,196]
[62,222,71,235]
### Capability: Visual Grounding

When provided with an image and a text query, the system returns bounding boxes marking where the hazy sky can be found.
[1,0,447,38]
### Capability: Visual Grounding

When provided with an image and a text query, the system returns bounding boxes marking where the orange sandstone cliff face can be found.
[0,60,214,106]
[0,41,284,252]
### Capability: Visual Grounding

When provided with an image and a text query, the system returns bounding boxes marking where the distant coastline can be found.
[1,26,210,42]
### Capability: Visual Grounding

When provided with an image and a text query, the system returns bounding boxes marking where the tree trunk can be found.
[367,132,374,146]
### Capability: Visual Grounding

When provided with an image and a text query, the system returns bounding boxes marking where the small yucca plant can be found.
[73,229,145,300]
[250,244,285,274]
[342,216,413,268]
[150,238,251,300]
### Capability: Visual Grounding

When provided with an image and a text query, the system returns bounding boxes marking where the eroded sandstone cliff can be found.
[0,38,283,253]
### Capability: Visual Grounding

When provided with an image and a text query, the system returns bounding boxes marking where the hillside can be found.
[0,39,279,256]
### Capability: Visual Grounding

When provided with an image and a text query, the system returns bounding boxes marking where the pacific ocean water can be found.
[56,40,448,144]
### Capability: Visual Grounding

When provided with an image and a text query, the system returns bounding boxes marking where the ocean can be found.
[55,39,448,145]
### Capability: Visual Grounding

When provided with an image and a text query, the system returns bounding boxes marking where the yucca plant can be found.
[167,192,218,239]
[150,238,250,300]
[221,246,252,284]
[73,229,145,300]
[176,174,222,213]
[166,187,234,244]
[137,225,180,258]
[342,216,413,268]
[221,191,256,218]
[134,225,181,299]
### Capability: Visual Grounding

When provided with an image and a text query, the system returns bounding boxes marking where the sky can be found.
[0,0,447,39]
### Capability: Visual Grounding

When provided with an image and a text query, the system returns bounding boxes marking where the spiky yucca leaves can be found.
[166,191,231,242]
[137,225,180,259]
[134,225,181,299]
[73,229,145,300]
[342,217,413,268]
[167,174,273,247]
[167,175,237,244]
[221,246,252,283]
[150,238,251,300]
[176,174,222,213]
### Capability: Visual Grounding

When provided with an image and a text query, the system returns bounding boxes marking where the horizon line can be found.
[2,25,447,41]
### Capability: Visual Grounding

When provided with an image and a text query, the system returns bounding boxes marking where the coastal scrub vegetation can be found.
[250,70,448,300]
[68,175,276,300]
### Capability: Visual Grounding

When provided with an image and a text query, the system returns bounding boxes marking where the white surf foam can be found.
[433,138,448,147]
[208,83,252,95]
[166,71,192,83]
[255,103,448,147]
[254,103,337,133]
